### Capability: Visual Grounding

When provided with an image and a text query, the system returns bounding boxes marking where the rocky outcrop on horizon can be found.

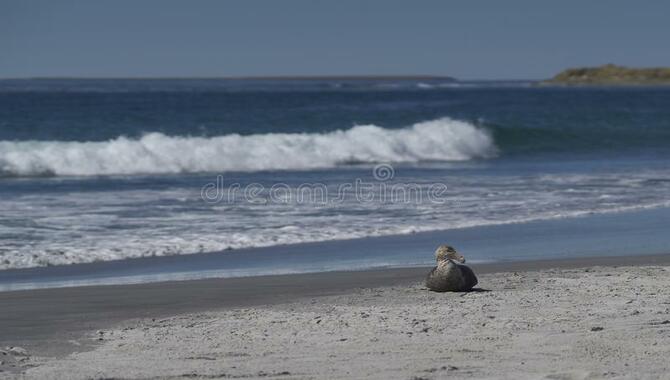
[544,64,670,85]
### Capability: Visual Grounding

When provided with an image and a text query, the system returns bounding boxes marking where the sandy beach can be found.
[3,256,670,379]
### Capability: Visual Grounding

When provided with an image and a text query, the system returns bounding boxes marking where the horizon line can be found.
[0,75,538,81]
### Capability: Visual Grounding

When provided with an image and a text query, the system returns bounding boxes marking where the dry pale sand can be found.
[6,265,670,380]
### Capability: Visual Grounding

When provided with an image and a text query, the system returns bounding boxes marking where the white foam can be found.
[0,118,495,177]
[2,168,670,271]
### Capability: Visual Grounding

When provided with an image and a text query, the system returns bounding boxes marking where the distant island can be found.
[544,64,670,85]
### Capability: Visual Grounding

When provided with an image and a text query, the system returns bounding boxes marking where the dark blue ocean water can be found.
[1,79,669,271]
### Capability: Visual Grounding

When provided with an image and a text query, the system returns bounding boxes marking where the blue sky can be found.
[2,0,669,79]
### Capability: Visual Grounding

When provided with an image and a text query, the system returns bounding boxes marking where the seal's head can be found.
[435,245,465,263]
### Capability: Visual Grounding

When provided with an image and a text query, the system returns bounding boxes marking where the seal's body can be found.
[425,245,478,292]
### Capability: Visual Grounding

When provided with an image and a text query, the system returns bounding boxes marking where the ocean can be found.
[1,78,669,279]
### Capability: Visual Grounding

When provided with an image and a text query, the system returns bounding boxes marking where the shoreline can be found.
[4,209,670,377]
[3,205,670,292]
[2,253,670,359]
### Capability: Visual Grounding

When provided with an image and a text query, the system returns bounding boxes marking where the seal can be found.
[425,245,478,292]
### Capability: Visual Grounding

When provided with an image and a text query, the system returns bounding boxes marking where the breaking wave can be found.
[0,118,495,177]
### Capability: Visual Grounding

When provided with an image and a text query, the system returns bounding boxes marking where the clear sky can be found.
[2,0,669,80]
